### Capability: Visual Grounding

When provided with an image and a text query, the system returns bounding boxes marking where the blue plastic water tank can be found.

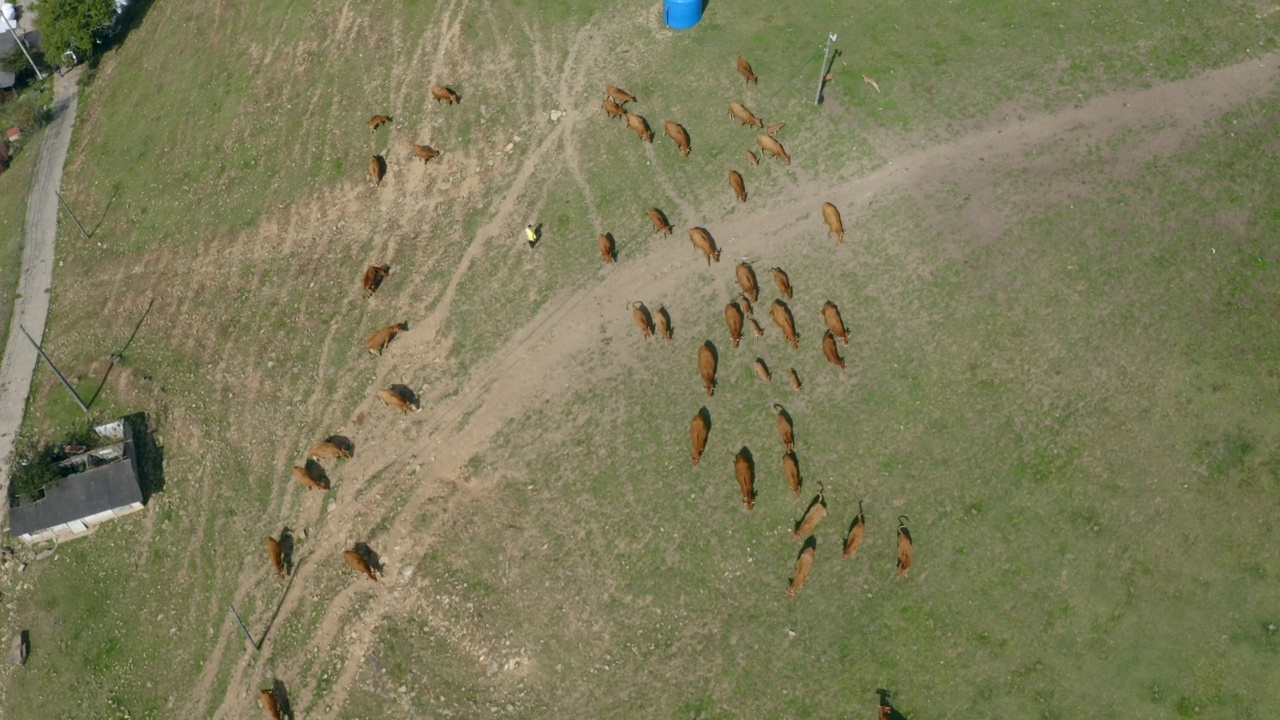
[664,0,703,30]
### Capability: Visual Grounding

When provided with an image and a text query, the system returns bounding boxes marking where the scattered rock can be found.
[10,631,28,665]
[326,499,337,512]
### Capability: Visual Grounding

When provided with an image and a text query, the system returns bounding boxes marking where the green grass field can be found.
[2,0,1279,718]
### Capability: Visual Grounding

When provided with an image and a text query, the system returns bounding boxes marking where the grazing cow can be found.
[728,170,747,203]
[789,368,802,392]
[605,85,636,106]
[766,121,785,136]
[843,500,866,559]
[598,233,615,264]
[308,441,350,461]
[266,536,285,579]
[749,318,764,339]
[343,549,378,582]
[724,302,744,348]
[688,227,721,266]
[260,688,282,720]
[631,301,654,340]
[822,301,849,345]
[411,143,441,165]
[377,387,420,413]
[729,101,763,128]
[369,155,386,186]
[736,55,758,85]
[367,114,391,131]
[663,121,691,157]
[698,343,717,397]
[744,150,759,166]
[770,267,793,300]
[292,465,328,491]
[756,134,791,165]
[774,404,794,451]
[647,207,673,237]
[770,299,799,349]
[365,323,404,356]
[822,330,846,370]
[362,264,390,297]
[822,202,845,244]
[788,542,815,598]
[738,292,754,316]
[735,262,759,302]
[897,515,914,577]
[782,450,801,498]
[655,305,673,340]
[793,483,827,538]
[430,85,460,104]
[601,98,624,120]
[753,357,772,383]
[733,450,755,510]
[690,411,709,468]
[625,112,653,143]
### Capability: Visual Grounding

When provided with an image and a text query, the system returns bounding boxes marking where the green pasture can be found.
[1,0,1277,718]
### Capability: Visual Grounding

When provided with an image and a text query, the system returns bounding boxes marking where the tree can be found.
[32,0,116,61]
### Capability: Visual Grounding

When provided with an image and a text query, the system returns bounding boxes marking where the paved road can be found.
[0,66,82,506]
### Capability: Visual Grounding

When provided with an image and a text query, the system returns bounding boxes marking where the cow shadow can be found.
[387,384,420,409]
[272,679,296,720]
[656,305,673,339]
[876,689,910,720]
[696,406,711,434]
[324,435,354,459]
[353,542,384,577]
[736,446,756,504]
[278,527,296,576]
[793,484,826,534]
[784,450,802,494]
[303,459,331,490]
[440,86,461,103]
[365,264,391,296]
[650,207,672,232]
[600,232,616,262]
[773,403,793,433]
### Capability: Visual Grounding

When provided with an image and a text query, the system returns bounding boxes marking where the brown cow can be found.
[749,318,764,339]
[663,121,691,157]
[822,202,845,244]
[896,515,914,577]
[367,114,391,131]
[647,207,673,236]
[601,98,624,120]
[729,101,763,128]
[822,330,845,370]
[774,404,794,451]
[266,536,285,579]
[688,227,721,266]
[369,155,386,186]
[793,483,827,539]
[753,357,772,383]
[788,542,815,599]
[343,548,378,582]
[362,264,390,297]
[690,410,709,468]
[411,143,441,165]
[771,267,793,299]
[766,121,785,136]
[822,301,849,345]
[724,302,744,348]
[430,85,460,104]
[598,233,615,263]
[365,323,404,356]
[654,305,672,340]
[843,500,866,559]
[698,343,717,397]
[625,112,653,143]
[735,262,759,302]
[744,150,759,166]
[377,387,420,413]
[605,85,636,106]
[631,301,654,340]
[736,55,758,85]
[738,292,754,316]
[292,465,328,491]
[728,170,747,203]
[789,368,802,392]
[770,300,799,349]
[260,688,282,720]
[733,450,755,510]
[308,441,350,461]
[756,134,791,165]
[782,450,801,498]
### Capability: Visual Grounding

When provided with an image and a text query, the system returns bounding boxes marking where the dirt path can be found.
[199,47,1280,718]
[0,66,83,502]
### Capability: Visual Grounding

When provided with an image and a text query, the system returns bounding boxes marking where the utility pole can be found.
[1,16,43,82]
[228,603,260,652]
[19,325,87,413]
[55,191,92,241]
[815,33,838,106]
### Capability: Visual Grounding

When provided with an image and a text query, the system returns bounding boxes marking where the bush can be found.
[7,420,104,505]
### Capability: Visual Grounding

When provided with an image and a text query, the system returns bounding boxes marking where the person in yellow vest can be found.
[524,224,539,250]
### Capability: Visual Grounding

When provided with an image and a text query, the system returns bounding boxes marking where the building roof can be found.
[7,422,143,537]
